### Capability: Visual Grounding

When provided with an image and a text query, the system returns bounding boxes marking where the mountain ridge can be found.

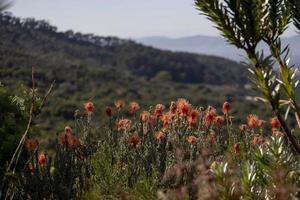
[136,34,300,64]
[0,11,248,86]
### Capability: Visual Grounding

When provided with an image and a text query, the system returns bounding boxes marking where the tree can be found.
[0,84,27,177]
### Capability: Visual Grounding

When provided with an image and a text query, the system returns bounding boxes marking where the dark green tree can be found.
[0,84,27,178]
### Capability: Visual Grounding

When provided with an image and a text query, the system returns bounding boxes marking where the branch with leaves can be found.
[289,0,300,30]
[195,0,300,155]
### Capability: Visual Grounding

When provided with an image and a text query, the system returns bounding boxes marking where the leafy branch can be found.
[195,0,300,155]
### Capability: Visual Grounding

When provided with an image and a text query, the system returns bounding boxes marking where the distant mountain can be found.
[136,35,300,65]
[0,12,248,86]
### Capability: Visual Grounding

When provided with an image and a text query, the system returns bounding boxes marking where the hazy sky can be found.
[7,0,297,39]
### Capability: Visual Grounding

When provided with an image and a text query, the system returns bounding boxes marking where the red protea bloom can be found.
[116,118,132,131]
[186,135,197,144]
[128,134,141,148]
[114,100,125,109]
[25,139,39,151]
[160,112,171,128]
[189,109,200,121]
[215,116,225,126]
[153,104,165,117]
[204,106,217,125]
[140,111,150,122]
[270,117,280,128]
[169,101,177,114]
[233,143,240,155]
[38,153,46,165]
[59,126,73,146]
[67,135,81,147]
[222,101,230,114]
[252,136,259,146]
[247,114,264,128]
[129,101,140,113]
[188,116,197,127]
[84,101,94,113]
[105,106,113,118]
[154,131,165,141]
[177,98,191,116]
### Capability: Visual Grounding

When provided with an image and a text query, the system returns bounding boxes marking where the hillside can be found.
[0,12,248,86]
[0,12,268,137]
[136,35,300,64]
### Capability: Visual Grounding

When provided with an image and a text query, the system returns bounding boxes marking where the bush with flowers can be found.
[1,100,99,200]
[80,98,300,199]
[1,89,300,199]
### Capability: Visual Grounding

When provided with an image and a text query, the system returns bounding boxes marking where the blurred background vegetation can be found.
[0,12,283,151]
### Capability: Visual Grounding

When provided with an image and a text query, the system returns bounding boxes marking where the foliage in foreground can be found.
[84,99,300,199]
[1,91,300,199]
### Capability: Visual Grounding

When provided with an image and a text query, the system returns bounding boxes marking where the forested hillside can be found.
[0,12,264,138]
[0,12,247,86]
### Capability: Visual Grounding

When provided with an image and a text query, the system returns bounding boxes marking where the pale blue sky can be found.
[7,0,297,39]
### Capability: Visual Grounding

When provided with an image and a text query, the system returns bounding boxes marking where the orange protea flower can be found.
[59,126,81,147]
[233,143,240,155]
[189,109,200,121]
[105,106,113,118]
[140,111,150,122]
[129,101,140,113]
[115,100,125,109]
[25,139,39,151]
[38,153,46,165]
[59,126,73,145]
[154,131,165,141]
[187,109,199,127]
[160,112,171,128]
[247,114,264,128]
[177,98,191,116]
[128,134,141,148]
[215,116,225,126]
[116,118,132,131]
[270,117,280,128]
[222,101,230,114]
[84,101,94,113]
[169,101,177,114]
[188,117,196,127]
[186,135,197,144]
[204,106,217,125]
[153,104,165,117]
[68,135,81,147]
